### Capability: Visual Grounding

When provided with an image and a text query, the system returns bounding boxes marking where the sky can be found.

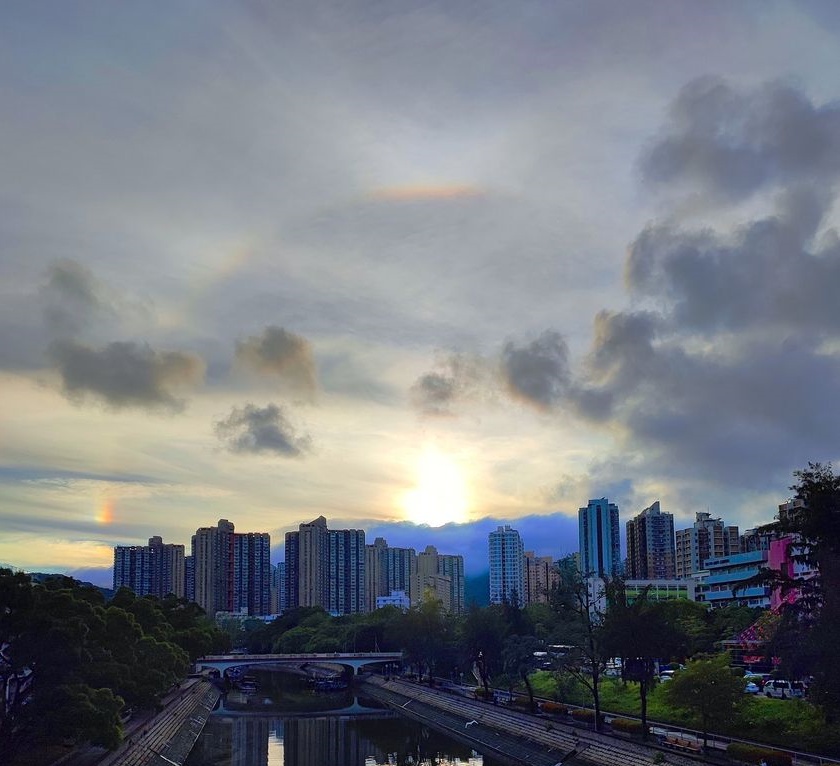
[3,1,840,586]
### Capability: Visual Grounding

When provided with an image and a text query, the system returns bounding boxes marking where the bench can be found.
[661,735,703,753]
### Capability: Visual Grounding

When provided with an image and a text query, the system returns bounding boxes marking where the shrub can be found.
[474,688,490,699]
[610,718,644,735]
[541,701,567,715]
[727,742,792,766]
[570,709,596,723]
[511,696,531,709]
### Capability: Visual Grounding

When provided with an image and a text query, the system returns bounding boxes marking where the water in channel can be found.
[185,669,504,766]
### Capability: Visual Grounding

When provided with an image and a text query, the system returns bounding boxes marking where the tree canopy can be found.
[0,570,227,763]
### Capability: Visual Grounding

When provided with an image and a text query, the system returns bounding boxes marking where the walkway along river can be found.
[359,676,715,766]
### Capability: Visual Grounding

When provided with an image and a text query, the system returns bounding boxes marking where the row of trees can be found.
[0,572,229,764]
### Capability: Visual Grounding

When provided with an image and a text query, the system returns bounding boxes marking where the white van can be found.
[764,680,804,699]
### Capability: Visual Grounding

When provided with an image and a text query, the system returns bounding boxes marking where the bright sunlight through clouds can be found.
[401,445,470,527]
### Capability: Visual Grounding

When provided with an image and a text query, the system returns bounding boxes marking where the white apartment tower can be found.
[489,526,525,605]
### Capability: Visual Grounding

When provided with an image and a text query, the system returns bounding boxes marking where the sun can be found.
[401,446,469,527]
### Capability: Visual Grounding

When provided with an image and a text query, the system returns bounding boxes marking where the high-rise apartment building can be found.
[578,498,621,577]
[287,516,365,615]
[365,538,417,612]
[298,516,330,609]
[675,512,740,578]
[328,527,365,615]
[184,554,194,603]
[626,501,676,579]
[191,520,271,616]
[412,545,464,614]
[489,526,525,605]
[284,531,300,611]
[192,519,235,616]
[437,550,465,615]
[270,562,286,614]
[234,532,271,616]
[113,536,185,599]
[523,551,559,604]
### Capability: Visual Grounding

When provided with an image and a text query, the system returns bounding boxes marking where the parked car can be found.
[659,670,675,682]
[764,680,804,699]
[744,673,769,690]
[743,681,760,694]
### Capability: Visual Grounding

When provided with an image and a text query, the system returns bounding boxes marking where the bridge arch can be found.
[196,651,403,677]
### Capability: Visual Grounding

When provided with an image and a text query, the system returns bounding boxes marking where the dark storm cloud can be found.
[566,79,840,488]
[410,352,489,417]
[501,330,570,411]
[215,403,312,457]
[42,259,113,337]
[627,189,840,334]
[50,340,205,412]
[235,326,318,399]
[640,77,840,201]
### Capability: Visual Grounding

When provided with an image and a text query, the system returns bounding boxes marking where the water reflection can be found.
[187,714,492,766]
[186,671,497,766]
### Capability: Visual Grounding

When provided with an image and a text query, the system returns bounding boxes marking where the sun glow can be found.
[401,446,469,527]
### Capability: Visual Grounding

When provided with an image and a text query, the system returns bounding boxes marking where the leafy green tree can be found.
[665,654,746,748]
[601,583,682,739]
[502,635,541,711]
[397,597,450,683]
[548,571,609,732]
[758,463,840,720]
[0,569,225,763]
[460,604,508,697]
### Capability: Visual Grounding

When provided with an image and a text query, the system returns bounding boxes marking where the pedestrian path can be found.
[364,677,710,766]
[98,680,220,766]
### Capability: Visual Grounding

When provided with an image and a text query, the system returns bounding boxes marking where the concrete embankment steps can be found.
[363,677,710,766]
[98,680,220,766]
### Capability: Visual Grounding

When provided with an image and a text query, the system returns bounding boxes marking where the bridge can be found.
[196,652,403,676]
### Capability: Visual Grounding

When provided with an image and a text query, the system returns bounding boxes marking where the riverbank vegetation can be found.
[0,571,228,765]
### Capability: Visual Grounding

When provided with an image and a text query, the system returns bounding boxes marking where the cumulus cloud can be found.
[640,76,840,201]
[215,403,312,457]
[567,78,840,488]
[235,326,318,399]
[41,259,113,337]
[50,340,205,412]
[410,352,490,417]
[627,189,840,334]
[501,330,570,411]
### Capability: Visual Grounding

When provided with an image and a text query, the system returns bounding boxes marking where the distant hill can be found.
[465,571,489,608]
[28,571,115,601]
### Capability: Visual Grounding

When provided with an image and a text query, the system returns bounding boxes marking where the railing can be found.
[427,677,840,766]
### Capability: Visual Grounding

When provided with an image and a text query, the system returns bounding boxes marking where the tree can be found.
[502,635,541,711]
[460,605,508,698]
[601,583,682,739]
[665,654,745,749]
[760,463,840,720]
[548,571,609,732]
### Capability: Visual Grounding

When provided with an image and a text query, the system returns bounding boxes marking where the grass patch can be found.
[527,672,839,755]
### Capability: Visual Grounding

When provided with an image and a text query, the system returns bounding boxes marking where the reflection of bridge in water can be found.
[197,652,403,676]
[213,695,396,719]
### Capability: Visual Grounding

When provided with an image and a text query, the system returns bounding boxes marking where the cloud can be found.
[215,403,312,457]
[50,340,205,411]
[235,326,318,399]
[627,188,840,334]
[640,76,840,201]
[565,79,840,489]
[501,330,570,411]
[410,352,490,417]
[41,259,113,337]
